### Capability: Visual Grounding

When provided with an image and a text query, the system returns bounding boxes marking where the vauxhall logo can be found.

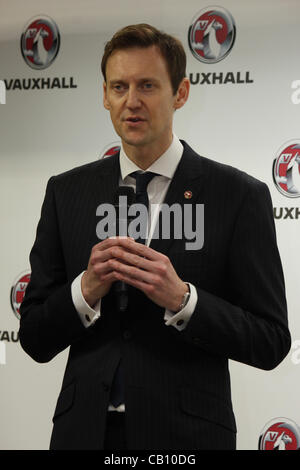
[188,6,254,87]
[188,6,236,64]
[272,140,300,220]
[3,16,78,94]
[20,16,60,70]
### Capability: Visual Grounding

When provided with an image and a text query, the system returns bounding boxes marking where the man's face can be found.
[103,45,186,156]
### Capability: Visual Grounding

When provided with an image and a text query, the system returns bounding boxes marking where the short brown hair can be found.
[101,24,186,95]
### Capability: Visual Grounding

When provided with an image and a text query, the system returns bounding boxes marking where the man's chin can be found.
[121,135,150,148]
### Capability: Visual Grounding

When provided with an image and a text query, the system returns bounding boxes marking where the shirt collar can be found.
[120,134,183,182]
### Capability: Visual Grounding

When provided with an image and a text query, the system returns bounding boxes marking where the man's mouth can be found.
[126,116,145,123]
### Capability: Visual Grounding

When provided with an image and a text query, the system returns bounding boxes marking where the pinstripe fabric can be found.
[19,141,290,450]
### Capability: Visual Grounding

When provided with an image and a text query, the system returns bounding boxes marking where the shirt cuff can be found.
[164,283,197,331]
[71,271,101,328]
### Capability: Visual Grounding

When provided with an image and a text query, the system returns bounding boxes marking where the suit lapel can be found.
[87,153,121,247]
[150,143,205,255]
[96,153,121,205]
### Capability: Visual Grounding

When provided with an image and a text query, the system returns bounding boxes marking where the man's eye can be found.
[113,84,125,92]
[143,83,153,89]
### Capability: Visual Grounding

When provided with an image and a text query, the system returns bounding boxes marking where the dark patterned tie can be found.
[110,171,157,408]
[130,171,157,244]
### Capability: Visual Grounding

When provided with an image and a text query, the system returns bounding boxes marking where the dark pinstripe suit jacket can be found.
[19,141,291,450]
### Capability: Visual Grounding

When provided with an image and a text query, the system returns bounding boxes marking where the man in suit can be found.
[19,24,291,450]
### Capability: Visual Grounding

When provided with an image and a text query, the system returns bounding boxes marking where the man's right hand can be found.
[81,237,133,308]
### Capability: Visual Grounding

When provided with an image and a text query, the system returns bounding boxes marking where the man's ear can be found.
[174,78,190,110]
[103,82,110,110]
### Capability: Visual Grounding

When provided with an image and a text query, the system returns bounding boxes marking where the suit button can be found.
[102,383,110,392]
[123,330,132,340]
[193,337,201,345]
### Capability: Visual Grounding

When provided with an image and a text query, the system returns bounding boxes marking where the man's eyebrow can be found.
[108,77,160,85]
[108,79,126,86]
[138,77,159,83]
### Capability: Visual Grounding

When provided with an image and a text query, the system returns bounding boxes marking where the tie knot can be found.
[130,171,157,194]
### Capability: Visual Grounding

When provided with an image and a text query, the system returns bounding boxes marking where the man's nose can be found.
[126,87,141,108]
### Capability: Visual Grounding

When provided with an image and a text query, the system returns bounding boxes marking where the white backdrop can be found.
[0,0,299,450]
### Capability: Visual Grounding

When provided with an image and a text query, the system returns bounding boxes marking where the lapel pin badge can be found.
[184,190,192,199]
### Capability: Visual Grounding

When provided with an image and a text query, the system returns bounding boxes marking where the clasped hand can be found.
[81,237,188,312]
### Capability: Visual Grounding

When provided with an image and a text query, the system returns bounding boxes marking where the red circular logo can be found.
[272,140,300,198]
[20,16,60,70]
[10,271,31,320]
[259,418,300,450]
[188,6,236,64]
[99,142,121,159]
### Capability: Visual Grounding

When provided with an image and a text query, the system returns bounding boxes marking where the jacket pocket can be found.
[180,388,236,432]
[52,381,76,423]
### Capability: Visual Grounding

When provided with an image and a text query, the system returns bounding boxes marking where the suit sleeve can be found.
[19,177,87,363]
[181,181,291,370]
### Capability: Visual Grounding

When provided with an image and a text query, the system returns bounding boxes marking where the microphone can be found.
[113,186,135,312]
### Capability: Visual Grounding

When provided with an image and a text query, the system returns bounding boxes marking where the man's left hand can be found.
[101,237,188,312]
